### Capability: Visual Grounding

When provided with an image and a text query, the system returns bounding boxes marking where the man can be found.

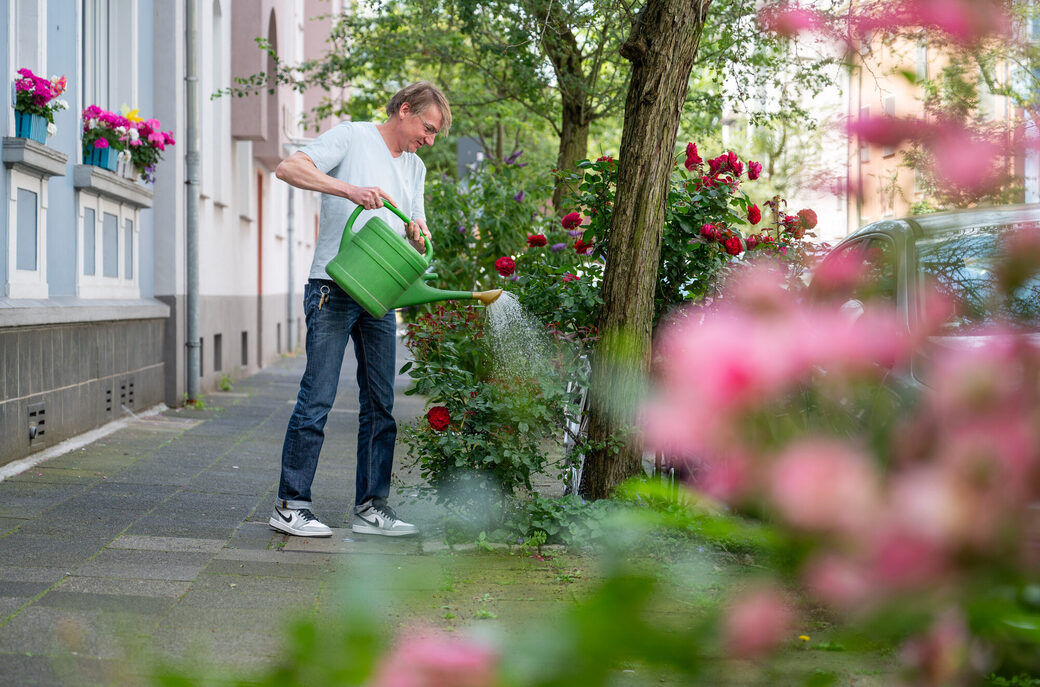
[270,82,450,537]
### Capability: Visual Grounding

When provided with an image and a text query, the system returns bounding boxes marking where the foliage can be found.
[419,156,554,302]
[561,150,818,326]
[400,303,578,522]
[13,69,68,124]
[80,105,176,182]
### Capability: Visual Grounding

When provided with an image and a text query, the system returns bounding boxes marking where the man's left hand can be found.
[407,219,431,254]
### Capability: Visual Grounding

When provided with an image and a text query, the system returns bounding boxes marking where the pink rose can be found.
[723,588,795,659]
[748,160,762,180]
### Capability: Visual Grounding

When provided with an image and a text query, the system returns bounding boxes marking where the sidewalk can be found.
[0,335,448,686]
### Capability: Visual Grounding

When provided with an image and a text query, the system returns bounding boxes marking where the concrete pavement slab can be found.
[108,535,226,554]
[52,577,191,598]
[73,549,212,581]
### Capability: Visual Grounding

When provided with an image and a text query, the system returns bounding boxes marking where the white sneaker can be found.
[269,506,332,537]
[352,505,419,537]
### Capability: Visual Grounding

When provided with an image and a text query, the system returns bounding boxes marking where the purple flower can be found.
[550,242,567,252]
[508,274,519,282]
[513,191,525,203]
[568,229,583,238]
[457,225,467,234]
[504,149,524,165]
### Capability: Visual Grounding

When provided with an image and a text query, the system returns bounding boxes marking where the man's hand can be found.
[407,218,432,254]
[345,184,394,210]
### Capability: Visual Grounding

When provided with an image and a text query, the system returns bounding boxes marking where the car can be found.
[814,203,1040,388]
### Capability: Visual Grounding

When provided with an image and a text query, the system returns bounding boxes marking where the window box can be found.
[72,164,153,209]
[14,111,47,144]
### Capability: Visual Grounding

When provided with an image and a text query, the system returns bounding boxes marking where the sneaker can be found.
[352,505,419,537]
[269,506,332,537]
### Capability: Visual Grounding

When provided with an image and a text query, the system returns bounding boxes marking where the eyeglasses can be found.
[416,112,441,137]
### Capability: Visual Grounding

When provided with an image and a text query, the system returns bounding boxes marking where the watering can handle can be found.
[342,204,434,262]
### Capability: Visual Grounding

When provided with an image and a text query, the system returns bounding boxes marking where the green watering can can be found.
[325,203,502,319]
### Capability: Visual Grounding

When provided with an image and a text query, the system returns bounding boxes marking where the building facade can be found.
[0,0,343,465]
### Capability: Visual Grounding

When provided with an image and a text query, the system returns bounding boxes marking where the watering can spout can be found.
[391,282,502,311]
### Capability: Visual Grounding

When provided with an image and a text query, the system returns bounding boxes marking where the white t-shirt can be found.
[301,121,427,280]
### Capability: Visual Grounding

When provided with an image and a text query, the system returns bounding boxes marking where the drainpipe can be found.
[185,0,201,401]
[287,188,295,351]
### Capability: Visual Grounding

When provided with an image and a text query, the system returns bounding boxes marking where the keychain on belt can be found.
[318,284,331,310]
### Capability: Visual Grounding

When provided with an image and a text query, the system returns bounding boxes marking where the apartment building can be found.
[0,0,345,465]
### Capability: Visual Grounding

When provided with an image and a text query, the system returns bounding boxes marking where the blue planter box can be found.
[83,145,117,172]
[14,111,47,144]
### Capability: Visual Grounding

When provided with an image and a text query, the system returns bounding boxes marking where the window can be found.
[84,208,96,276]
[78,193,139,298]
[82,0,137,112]
[16,189,38,271]
[882,97,896,158]
[241,331,248,366]
[5,171,48,298]
[859,106,871,163]
[14,0,45,76]
[214,334,223,372]
[124,218,134,279]
[915,42,928,82]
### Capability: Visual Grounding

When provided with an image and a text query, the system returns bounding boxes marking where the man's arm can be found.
[275,151,394,211]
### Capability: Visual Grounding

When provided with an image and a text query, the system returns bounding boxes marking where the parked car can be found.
[813,203,1040,388]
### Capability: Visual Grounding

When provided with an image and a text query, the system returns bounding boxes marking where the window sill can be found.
[1,137,68,178]
[0,297,170,328]
[73,164,154,209]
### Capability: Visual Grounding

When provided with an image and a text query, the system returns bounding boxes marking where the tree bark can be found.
[580,0,712,500]
[554,96,590,212]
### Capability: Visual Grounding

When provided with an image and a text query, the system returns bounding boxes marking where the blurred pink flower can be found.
[723,587,795,659]
[769,439,880,535]
[758,4,826,37]
[804,554,873,611]
[852,0,1011,44]
[370,633,499,687]
[899,608,972,685]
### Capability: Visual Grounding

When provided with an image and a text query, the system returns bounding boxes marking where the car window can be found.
[822,236,897,305]
[916,223,1040,333]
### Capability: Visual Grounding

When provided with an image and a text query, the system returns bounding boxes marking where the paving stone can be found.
[7,467,108,486]
[0,517,28,535]
[53,577,191,599]
[0,482,80,518]
[0,652,112,687]
[203,558,324,579]
[73,549,212,581]
[108,535,226,554]
[214,548,330,566]
[0,597,32,621]
[0,566,68,585]
[0,532,106,568]
[126,491,261,539]
[279,529,423,555]
[35,591,175,616]
[225,521,277,550]
[0,606,153,658]
[0,581,53,598]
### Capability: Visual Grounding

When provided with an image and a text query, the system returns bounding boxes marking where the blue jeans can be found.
[278,279,397,514]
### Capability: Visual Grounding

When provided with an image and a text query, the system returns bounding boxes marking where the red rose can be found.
[427,406,450,431]
[724,237,743,256]
[727,151,739,169]
[701,223,719,240]
[747,204,761,225]
[746,234,760,249]
[748,161,762,180]
[494,256,516,276]
[731,160,744,177]
[596,155,614,164]
[708,157,723,176]
[562,212,583,230]
[527,234,547,247]
[798,208,818,230]
[573,238,593,255]
[562,273,580,282]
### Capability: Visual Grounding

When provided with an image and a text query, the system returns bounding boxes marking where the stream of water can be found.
[483,291,556,380]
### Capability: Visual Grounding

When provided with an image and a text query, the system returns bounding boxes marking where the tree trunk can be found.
[553,97,590,213]
[579,0,712,500]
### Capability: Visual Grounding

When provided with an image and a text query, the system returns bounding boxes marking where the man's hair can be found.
[386,81,452,136]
